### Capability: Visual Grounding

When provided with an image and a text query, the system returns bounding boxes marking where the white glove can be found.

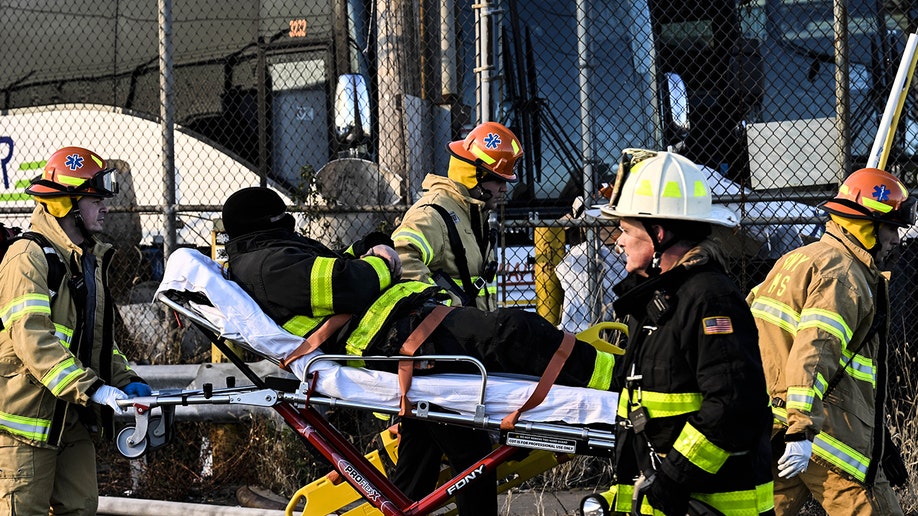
[777,440,813,478]
[90,385,128,414]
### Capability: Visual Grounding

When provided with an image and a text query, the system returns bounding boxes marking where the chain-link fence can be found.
[3,0,918,507]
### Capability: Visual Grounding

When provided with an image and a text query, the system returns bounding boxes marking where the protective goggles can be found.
[892,196,918,227]
[30,167,118,197]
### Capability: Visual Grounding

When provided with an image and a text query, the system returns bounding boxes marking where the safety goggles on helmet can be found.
[819,167,914,228]
[27,167,118,198]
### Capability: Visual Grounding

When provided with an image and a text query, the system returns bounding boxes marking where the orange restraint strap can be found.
[396,305,454,415]
[500,331,576,430]
[279,314,352,370]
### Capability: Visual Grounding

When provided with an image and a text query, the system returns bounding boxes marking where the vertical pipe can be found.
[441,0,457,98]
[576,0,600,324]
[628,0,662,148]
[159,0,176,260]
[833,0,850,183]
[377,0,408,193]
[257,39,268,188]
[475,1,492,122]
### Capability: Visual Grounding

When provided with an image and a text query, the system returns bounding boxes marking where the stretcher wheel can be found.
[116,426,148,458]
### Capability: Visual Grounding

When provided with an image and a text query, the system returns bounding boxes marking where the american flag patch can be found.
[702,317,733,335]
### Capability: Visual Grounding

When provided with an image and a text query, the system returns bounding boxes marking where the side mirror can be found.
[662,72,689,132]
[334,74,371,148]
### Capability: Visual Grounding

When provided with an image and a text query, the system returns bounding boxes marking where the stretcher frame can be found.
[121,290,617,516]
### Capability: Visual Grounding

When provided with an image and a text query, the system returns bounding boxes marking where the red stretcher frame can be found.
[135,291,615,516]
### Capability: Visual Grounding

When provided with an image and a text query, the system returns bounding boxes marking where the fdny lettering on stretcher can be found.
[446,464,487,496]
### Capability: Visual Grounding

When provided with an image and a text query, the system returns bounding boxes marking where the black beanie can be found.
[222,187,294,239]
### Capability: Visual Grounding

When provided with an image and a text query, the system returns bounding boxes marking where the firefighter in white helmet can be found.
[581,150,774,515]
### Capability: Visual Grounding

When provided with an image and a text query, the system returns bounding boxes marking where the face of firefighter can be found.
[616,218,658,276]
[874,222,901,268]
[476,179,507,210]
[76,196,108,234]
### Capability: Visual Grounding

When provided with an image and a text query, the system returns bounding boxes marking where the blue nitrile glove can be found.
[90,385,128,414]
[778,440,813,478]
[123,382,152,398]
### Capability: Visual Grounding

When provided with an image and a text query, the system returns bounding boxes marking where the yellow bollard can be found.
[533,227,565,325]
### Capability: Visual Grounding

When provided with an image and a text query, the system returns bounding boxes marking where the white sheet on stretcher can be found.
[154,248,619,425]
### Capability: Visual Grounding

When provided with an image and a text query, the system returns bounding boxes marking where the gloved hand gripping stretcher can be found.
[121,248,620,515]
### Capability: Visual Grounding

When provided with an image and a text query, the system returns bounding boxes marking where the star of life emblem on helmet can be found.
[483,132,501,149]
[872,184,890,201]
[64,154,84,171]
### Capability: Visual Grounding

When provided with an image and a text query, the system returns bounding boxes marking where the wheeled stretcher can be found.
[122,248,620,515]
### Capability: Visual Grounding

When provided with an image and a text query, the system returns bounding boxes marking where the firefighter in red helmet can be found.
[0,146,149,515]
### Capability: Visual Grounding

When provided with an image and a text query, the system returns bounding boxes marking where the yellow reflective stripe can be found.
[786,386,816,412]
[310,257,335,316]
[640,391,704,417]
[613,484,653,514]
[773,405,788,422]
[799,308,852,347]
[694,482,774,514]
[346,281,436,356]
[662,181,682,198]
[0,293,51,328]
[393,229,433,265]
[587,350,615,390]
[636,179,653,197]
[0,410,50,442]
[53,323,73,348]
[470,143,497,164]
[756,481,776,513]
[840,350,876,386]
[282,314,323,337]
[616,389,703,418]
[617,390,630,418]
[362,256,392,291]
[772,407,869,482]
[861,197,893,213]
[814,373,828,398]
[814,431,870,481]
[693,180,707,197]
[750,297,799,336]
[343,244,356,257]
[41,357,84,396]
[614,481,771,515]
[55,174,88,187]
[673,422,730,474]
[113,348,133,371]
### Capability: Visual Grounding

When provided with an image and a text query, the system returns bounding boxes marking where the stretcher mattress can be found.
[154,248,619,425]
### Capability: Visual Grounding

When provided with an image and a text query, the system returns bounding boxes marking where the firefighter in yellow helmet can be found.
[389,124,521,513]
[748,167,914,515]
[581,150,774,516]
[0,147,150,515]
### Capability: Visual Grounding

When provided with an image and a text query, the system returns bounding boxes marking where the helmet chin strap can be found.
[70,197,94,245]
[641,221,676,276]
[472,184,493,203]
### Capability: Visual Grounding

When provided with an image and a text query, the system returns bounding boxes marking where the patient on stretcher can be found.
[218,187,617,393]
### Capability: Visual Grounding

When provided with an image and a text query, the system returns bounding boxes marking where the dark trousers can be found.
[426,306,598,387]
[390,417,497,515]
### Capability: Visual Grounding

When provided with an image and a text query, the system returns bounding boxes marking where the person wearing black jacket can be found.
[584,150,774,515]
